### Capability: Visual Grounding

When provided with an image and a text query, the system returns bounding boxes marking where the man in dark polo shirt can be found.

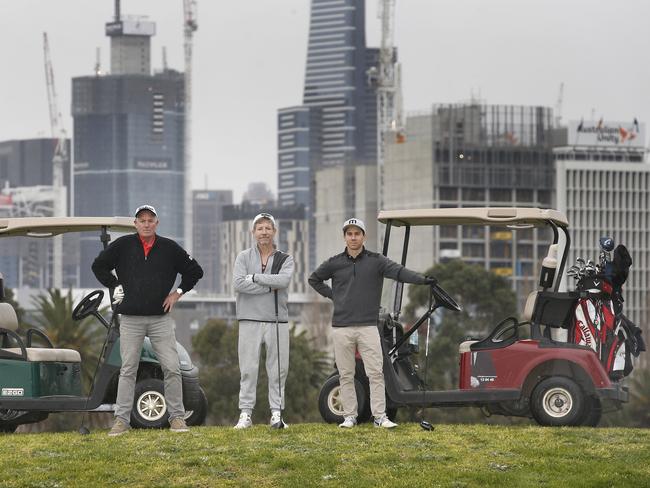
[92,204,203,436]
[309,218,436,429]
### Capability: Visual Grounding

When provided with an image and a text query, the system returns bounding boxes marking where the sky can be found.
[1,0,649,202]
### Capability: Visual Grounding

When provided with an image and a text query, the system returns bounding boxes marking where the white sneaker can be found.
[234,412,252,430]
[270,411,287,428]
[374,415,398,429]
[338,416,357,428]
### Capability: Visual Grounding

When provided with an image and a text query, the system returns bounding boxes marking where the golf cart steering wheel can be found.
[72,290,104,321]
[431,284,461,312]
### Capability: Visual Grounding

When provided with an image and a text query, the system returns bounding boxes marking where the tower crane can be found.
[370,0,403,245]
[43,32,67,289]
[183,0,198,253]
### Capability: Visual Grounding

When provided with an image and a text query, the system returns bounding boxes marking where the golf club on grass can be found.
[420,288,434,432]
[271,289,286,429]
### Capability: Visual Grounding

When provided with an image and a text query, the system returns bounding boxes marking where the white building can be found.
[555,119,649,329]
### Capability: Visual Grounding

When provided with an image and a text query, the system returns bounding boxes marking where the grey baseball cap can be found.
[342,217,366,234]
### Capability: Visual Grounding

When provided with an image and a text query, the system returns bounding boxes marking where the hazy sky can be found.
[2,0,649,202]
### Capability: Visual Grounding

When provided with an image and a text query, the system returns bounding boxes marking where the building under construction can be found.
[384,103,559,309]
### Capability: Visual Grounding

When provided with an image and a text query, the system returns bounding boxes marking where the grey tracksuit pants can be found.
[115,314,185,423]
[238,320,289,414]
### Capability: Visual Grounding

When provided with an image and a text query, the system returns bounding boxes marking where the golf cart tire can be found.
[131,378,169,429]
[185,386,208,426]
[0,422,17,433]
[530,376,585,427]
[578,396,602,427]
[318,374,369,424]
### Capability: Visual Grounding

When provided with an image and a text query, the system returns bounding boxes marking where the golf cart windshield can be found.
[378,207,570,318]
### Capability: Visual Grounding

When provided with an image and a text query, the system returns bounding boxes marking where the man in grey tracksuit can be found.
[233,212,294,429]
[309,217,436,429]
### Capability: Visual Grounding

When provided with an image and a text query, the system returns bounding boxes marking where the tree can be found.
[399,260,519,424]
[192,318,330,425]
[27,289,106,389]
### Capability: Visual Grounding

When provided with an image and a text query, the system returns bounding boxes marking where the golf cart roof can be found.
[378,207,568,228]
[0,217,135,237]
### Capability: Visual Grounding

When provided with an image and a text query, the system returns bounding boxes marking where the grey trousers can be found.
[115,314,185,423]
[332,326,386,418]
[238,321,289,414]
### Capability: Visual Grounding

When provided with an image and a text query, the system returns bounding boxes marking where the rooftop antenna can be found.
[162,46,168,71]
[114,0,121,21]
[94,47,102,76]
[554,82,564,127]
[183,0,198,253]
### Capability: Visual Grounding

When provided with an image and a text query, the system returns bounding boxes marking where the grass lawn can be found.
[1,423,649,487]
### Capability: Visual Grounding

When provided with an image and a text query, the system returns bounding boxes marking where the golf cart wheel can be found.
[0,422,17,433]
[578,396,602,427]
[184,387,208,426]
[131,378,169,429]
[318,374,369,424]
[531,376,585,427]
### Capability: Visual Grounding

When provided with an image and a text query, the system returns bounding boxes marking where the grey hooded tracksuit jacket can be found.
[233,247,294,414]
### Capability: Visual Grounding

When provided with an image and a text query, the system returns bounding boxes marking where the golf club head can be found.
[271,419,287,430]
[420,420,434,431]
[78,426,90,435]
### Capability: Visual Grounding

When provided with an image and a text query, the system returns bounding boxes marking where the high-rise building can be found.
[383,103,558,309]
[192,189,233,295]
[277,0,381,268]
[555,119,649,331]
[72,9,185,286]
[0,138,75,288]
[0,138,72,209]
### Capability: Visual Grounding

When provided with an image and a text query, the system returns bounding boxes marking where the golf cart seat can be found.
[0,303,81,363]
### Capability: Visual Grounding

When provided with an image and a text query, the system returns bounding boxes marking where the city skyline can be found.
[1,0,649,203]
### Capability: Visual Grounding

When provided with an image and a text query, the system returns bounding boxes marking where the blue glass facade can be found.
[72,71,185,286]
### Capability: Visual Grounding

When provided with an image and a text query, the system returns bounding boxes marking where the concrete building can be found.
[192,189,233,295]
[383,103,558,309]
[72,10,185,286]
[218,204,309,296]
[314,164,378,264]
[555,119,649,330]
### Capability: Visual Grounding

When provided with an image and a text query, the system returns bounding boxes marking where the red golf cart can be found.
[318,207,635,427]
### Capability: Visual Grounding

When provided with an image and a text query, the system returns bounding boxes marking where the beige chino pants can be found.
[332,325,386,419]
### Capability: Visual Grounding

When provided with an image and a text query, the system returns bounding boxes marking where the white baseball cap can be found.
[342,217,366,234]
[135,204,157,217]
[252,212,276,229]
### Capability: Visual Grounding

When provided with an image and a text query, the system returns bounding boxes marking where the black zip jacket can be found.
[308,248,427,326]
[92,233,203,316]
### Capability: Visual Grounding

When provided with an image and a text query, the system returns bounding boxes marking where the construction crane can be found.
[183,0,198,253]
[369,0,403,246]
[43,32,67,289]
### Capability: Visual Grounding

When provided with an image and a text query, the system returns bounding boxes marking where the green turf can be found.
[1,423,648,487]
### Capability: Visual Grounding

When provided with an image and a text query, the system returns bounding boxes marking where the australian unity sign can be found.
[569,119,645,148]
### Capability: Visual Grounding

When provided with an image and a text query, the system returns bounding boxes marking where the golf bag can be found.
[570,244,644,380]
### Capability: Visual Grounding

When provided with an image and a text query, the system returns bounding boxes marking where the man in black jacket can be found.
[92,204,203,436]
[309,218,435,429]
